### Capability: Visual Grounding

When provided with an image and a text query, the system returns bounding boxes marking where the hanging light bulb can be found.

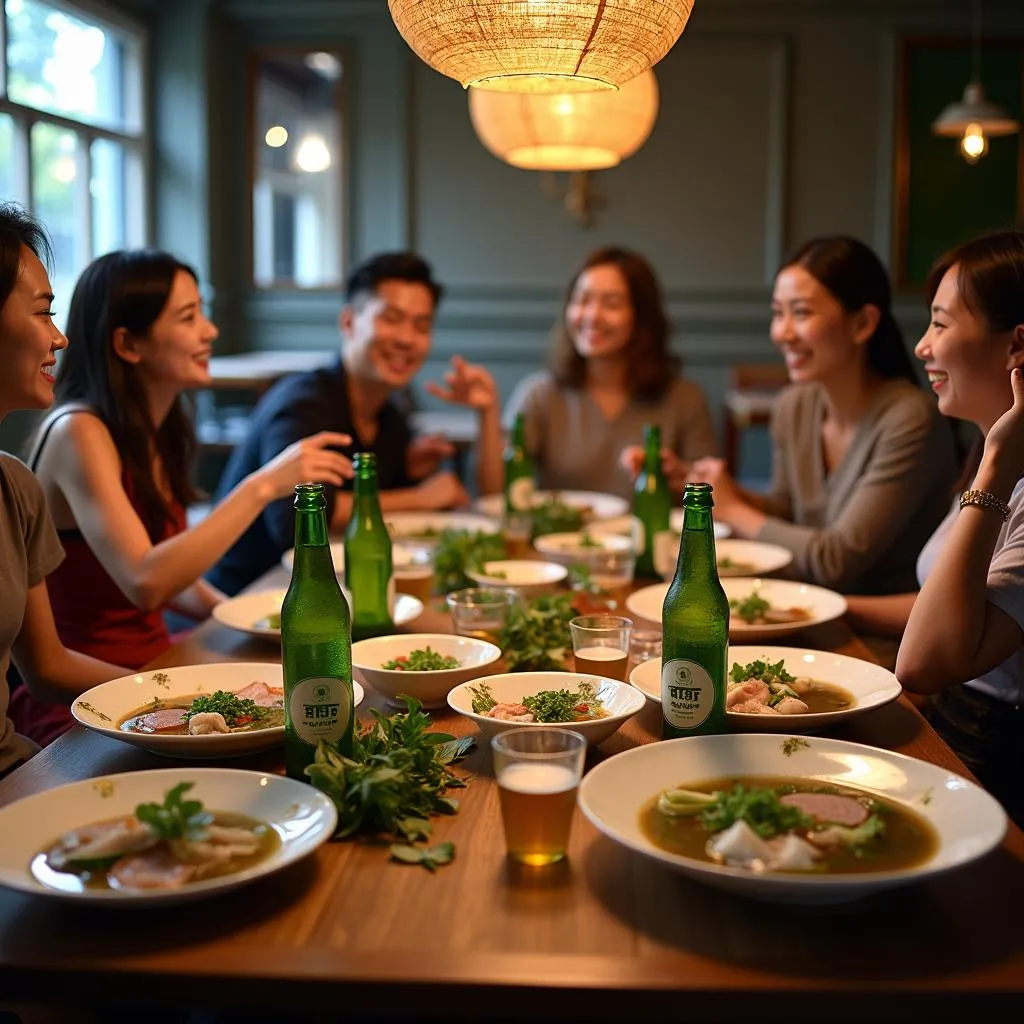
[959,123,989,164]
[931,0,1019,162]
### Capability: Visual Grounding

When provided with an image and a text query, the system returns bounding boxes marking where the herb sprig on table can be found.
[432,529,508,593]
[498,592,577,672]
[304,696,474,869]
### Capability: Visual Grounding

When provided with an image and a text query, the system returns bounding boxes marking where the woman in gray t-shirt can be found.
[0,203,125,777]
[503,246,717,503]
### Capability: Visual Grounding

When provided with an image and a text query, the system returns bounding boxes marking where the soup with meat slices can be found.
[726,659,854,716]
[640,775,937,874]
[118,682,284,736]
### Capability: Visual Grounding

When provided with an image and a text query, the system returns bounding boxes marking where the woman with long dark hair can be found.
[0,204,126,777]
[689,236,957,594]
[10,249,352,746]
[503,246,717,501]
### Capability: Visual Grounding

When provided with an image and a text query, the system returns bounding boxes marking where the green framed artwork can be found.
[897,39,1023,287]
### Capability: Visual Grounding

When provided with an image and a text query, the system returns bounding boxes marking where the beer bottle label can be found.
[661,659,716,730]
[508,477,534,511]
[288,676,352,747]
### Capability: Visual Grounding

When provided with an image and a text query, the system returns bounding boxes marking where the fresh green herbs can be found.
[522,681,603,722]
[468,682,498,715]
[781,737,810,757]
[382,647,460,672]
[530,497,585,539]
[258,612,282,630]
[186,690,270,727]
[577,532,601,548]
[696,784,813,839]
[389,841,454,871]
[304,696,474,870]
[730,659,795,686]
[498,592,576,672]
[135,782,212,841]
[730,593,771,623]
[432,529,508,593]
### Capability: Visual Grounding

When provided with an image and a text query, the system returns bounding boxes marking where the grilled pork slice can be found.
[234,681,285,707]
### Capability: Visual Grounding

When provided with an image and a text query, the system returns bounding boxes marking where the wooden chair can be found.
[722,363,789,475]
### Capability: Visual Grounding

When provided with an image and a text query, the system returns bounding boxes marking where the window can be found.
[0,0,147,324]
[251,51,344,290]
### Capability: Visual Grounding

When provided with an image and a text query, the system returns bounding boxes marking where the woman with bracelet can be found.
[893,229,1024,824]
[686,237,958,595]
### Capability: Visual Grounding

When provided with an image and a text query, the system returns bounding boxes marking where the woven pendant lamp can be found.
[469,68,658,170]
[388,0,693,93]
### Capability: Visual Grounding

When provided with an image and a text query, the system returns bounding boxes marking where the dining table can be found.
[1,563,1023,1021]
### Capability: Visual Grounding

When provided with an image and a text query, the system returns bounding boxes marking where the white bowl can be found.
[213,587,423,639]
[467,559,568,597]
[0,767,337,907]
[72,662,364,759]
[383,511,500,540]
[590,514,731,550]
[578,733,1006,904]
[474,490,629,521]
[447,670,645,747]
[533,530,635,567]
[629,646,902,732]
[626,578,848,642]
[352,633,502,708]
[669,507,732,538]
[653,536,793,580]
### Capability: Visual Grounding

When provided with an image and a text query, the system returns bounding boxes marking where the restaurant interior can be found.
[1,0,1024,1021]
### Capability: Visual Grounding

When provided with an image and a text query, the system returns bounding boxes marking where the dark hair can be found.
[926,228,1024,494]
[52,250,200,540]
[781,236,918,384]
[344,252,444,308]
[551,246,679,401]
[0,202,53,312]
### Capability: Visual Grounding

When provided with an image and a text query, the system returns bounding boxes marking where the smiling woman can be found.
[8,248,354,749]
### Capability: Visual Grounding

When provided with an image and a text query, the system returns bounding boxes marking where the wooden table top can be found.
[2,569,1023,1019]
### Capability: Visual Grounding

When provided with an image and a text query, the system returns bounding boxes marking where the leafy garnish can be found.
[522,681,603,722]
[258,612,282,629]
[730,659,795,686]
[468,682,498,715]
[530,497,585,539]
[186,690,269,726]
[389,841,455,872]
[382,647,460,671]
[697,784,813,839]
[498,592,576,672]
[432,529,508,593]
[135,782,212,841]
[729,593,771,623]
[781,736,810,756]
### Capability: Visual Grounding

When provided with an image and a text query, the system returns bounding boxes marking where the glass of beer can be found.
[502,511,534,559]
[569,614,632,680]
[393,542,435,602]
[581,549,636,610]
[447,587,518,645]
[492,727,586,866]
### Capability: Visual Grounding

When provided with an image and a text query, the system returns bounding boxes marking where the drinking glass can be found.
[569,614,633,681]
[393,542,435,602]
[578,548,636,610]
[492,728,586,866]
[628,629,663,672]
[447,587,518,645]
[502,511,534,559]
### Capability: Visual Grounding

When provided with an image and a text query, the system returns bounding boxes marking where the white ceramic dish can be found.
[352,633,502,708]
[669,507,732,538]
[533,530,636,566]
[590,514,731,549]
[467,559,568,597]
[626,578,848,642]
[474,490,629,521]
[578,733,1006,904]
[383,511,500,539]
[628,646,902,731]
[213,587,423,640]
[72,662,364,759]
[653,536,793,580]
[447,671,645,747]
[0,768,337,907]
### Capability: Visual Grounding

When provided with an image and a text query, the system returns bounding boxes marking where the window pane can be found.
[91,137,125,255]
[31,122,86,328]
[6,0,126,131]
[252,52,344,289]
[0,112,27,204]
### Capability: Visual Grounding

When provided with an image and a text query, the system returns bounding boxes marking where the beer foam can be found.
[498,762,578,795]
[574,646,625,661]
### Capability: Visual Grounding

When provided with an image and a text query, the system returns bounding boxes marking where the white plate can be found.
[670,508,732,539]
[653,537,793,580]
[467,559,568,597]
[281,542,345,573]
[578,734,1006,904]
[71,662,364,759]
[213,588,423,639]
[533,530,636,565]
[447,671,645,747]
[352,633,502,708]
[474,490,629,521]
[626,578,848,641]
[383,511,500,539]
[0,768,337,907]
[590,514,731,548]
[628,646,902,731]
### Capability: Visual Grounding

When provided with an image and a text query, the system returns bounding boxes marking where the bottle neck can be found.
[678,503,716,574]
[292,507,336,580]
[295,508,329,548]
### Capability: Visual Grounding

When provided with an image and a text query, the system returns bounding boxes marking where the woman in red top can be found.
[10,249,354,745]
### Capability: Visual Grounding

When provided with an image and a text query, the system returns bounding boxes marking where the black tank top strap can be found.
[26,403,102,471]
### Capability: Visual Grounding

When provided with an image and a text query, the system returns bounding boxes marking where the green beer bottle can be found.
[281,483,354,779]
[344,452,394,642]
[661,483,730,739]
[633,423,672,578]
[504,413,535,513]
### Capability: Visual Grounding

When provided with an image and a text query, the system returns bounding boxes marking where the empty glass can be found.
[447,587,518,646]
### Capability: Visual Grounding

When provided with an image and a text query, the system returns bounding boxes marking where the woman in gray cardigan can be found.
[690,236,958,595]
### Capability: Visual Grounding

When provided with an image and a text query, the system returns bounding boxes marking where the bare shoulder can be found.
[43,409,121,475]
